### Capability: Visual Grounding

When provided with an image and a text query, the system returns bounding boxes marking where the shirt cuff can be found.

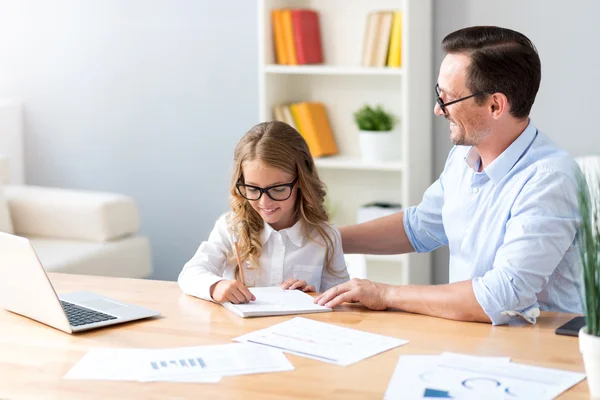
[178,271,224,303]
[403,206,441,253]
[472,278,512,325]
[403,206,425,252]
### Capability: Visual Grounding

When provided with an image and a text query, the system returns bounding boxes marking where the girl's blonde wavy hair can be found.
[228,120,336,281]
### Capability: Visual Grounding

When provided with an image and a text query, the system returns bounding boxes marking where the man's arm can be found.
[315,279,491,323]
[339,212,415,255]
[384,280,491,322]
[341,173,449,255]
[318,168,582,325]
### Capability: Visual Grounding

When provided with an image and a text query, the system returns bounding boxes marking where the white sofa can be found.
[0,156,152,278]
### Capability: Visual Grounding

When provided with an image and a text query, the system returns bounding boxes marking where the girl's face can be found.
[240,160,298,231]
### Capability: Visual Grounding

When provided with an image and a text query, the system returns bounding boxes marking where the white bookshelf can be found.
[258,0,432,285]
[264,65,404,76]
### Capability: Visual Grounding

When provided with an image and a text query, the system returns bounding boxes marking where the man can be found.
[315,26,583,325]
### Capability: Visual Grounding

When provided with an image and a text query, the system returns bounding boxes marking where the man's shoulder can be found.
[522,131,580,181]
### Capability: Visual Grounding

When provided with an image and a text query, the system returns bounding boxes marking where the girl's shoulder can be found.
[211,211,235,237]
[307,221,342,247]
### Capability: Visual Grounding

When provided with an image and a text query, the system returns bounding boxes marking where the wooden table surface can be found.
[0,273,588,399]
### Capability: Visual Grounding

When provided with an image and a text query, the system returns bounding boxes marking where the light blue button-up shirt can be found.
[404,121,583,325]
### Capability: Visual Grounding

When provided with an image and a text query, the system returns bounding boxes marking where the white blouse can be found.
[178,213,349,301]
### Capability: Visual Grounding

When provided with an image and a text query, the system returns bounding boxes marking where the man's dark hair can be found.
[441,26,541,119]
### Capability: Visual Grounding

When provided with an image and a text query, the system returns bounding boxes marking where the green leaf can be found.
[353,104,398,132]
[578,170,600,336]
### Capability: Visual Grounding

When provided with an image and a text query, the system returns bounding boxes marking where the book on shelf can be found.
[361,12,381,67]
[291,10,324,65]
[280,10,298,65]
[387,11,403,68]
[272,102,338,158]
[272,104,299,131]
[271,10,288,65]
[271,8,324,65]
[361,10,402,68]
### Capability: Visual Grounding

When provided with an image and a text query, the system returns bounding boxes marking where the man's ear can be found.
[489,92,509,118]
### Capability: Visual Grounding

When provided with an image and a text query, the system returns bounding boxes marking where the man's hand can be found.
[314,278,389,310]
[210,280,256,303]
[280,278,316,292]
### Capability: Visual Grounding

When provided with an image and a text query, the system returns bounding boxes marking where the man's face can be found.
[434,53,491,146]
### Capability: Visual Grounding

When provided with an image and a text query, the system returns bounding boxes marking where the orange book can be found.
[280,9,298,65]
[271,9,288,65]
[289,102,338,157]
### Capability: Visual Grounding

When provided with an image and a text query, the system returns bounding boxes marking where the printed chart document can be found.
[233,316,408,366]
[142,343,294,382]
[222,287,331,318]
[64,343,293,383]
[384,353,586,400]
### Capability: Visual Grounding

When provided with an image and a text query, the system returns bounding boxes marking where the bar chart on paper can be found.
[150,357,207,370]
[143,343,294,381]
[64,344,293,383]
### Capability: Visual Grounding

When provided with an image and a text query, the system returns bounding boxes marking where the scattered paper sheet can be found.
[64,343,293,383]
[384,353,586,400]
[233,316,408,366]
[142,343,294,381]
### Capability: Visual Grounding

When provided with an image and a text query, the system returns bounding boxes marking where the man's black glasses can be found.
[435,84,486,115]
[236,177,298,201]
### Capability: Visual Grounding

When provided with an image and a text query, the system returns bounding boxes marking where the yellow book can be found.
[281,10,297,65]
[387,11,403,68]
[290,102,338,158]
[271,9,288,65]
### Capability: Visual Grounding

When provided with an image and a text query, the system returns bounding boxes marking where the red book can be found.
[291,9,323,65]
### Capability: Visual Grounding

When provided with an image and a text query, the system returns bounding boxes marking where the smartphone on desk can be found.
[555,316,586,337]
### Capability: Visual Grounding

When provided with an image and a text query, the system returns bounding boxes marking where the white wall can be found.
[0,0,258,280]
[2,0,597,283]
[431,0,600,283]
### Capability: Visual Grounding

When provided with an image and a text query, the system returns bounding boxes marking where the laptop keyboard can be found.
[60,300,118,327]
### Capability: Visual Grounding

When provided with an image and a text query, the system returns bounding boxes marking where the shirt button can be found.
[472,187,479,193]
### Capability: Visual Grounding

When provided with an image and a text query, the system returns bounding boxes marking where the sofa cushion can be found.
[0,186,14,234]
[5,185,140,241]
[27,235,152,278]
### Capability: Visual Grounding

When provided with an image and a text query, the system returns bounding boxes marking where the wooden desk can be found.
[0,273,587,399]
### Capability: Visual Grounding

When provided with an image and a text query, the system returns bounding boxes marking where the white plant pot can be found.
[358,130,397,163]
[580,326,600,398]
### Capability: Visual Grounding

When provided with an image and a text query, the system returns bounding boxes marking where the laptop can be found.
[0,232,160,333]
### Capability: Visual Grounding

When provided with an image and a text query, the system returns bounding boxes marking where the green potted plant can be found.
[578,163,600,397]
[353,104,399,163]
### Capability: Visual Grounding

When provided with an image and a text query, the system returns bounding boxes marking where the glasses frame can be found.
[236,177,298,201]
[435,84,486,115]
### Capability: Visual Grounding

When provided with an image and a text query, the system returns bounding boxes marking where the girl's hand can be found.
[280,278,316,292]
[210,280,256,303]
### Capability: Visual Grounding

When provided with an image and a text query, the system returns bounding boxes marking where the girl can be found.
[178,121,349,303]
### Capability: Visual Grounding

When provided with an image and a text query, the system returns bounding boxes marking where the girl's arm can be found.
[177,214,233,301]
[320,227,350,292]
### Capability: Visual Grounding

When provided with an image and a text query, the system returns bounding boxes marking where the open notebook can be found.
[221,287,331,318]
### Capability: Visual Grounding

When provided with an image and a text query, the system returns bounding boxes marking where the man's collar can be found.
[464,120,537,184]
